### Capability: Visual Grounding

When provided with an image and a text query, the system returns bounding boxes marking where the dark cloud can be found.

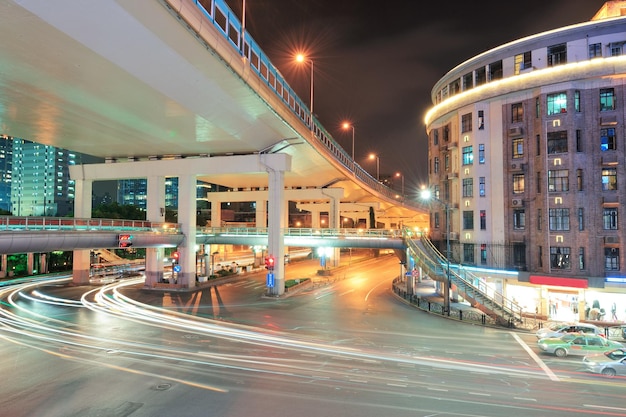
[226,0,607,193]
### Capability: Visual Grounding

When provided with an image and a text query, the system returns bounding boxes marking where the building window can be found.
[433,129,439,145]
[462,178,473,197]
[513,209,525,230]
[512,103,524,123]
[478,110,484,130]
[575,90,581,112]
[461,113,472,133]
[600,127,616,151]
[489,60,503,81]
[463,244,475,264]
[589,43,602,58]
[602,167,618,191]
[514,243,526,267]
[513,173,525,194]
[463,72,473,90]
[449,78,461,95]
[536,135,541,156]
[548,169,569,192]
[579,247,585,270]
[539,246,543,268]
[610,42,624,56]
[478,144,485,164]
[535,97,540,118]
[434,157,439,173]
[462,146,473,165]
[444,154,450,171]
[576,130,582,152]
[480,210,486,230]
[547,43,567,66]
[549,208,570,231]
[603,207,618,230]
[547,130,568,154]
[550,246,571,270]
[512,137,524,159]
[443,125,449,141]
[605,248,620,271]
[479,176,486,197]
[514,51,532,74]
[577,169,583,191]
[600,88,616,111]
[434,212,440,229]
[578,207,584,230]
[480,244,487,265]
[547,92,567,115]
[475,67,486,86]
[463,210,474,230]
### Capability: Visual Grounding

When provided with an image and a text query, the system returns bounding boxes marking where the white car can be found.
[535,322,603,339]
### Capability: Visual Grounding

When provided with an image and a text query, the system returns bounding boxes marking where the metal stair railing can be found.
[402,229,523,324]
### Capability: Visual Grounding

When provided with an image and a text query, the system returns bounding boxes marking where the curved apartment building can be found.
[424,2,626,319]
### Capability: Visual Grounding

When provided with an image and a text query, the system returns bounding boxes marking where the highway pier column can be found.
[145,175,166,286]
[176,174,198,288]
[72,178,93,284]
[266,158,286,296]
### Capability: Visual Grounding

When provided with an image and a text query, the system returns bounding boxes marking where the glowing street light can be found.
[395,172,405,198]
[342,121,355,161]
[295,53,314,128]
[420,186,451,316]
[369,153,380,181]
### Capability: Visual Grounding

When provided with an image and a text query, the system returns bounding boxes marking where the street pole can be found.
[445,203,451,316]
[351,126,355,161]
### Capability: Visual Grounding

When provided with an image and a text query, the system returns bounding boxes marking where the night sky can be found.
[224,0,608,197]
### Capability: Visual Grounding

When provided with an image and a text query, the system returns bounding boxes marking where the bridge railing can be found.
[200,226,403,239]
[169,0,426,210]
[0,216,181,233]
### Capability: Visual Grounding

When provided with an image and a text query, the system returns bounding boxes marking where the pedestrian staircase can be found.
[404,230,523,326]
[95,248,124,263]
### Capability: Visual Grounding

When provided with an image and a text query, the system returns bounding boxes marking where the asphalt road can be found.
[1,253,625,417]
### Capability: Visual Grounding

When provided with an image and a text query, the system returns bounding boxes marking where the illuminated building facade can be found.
[425,1,626,298]
[0,136,13,212]
[10,138,77,217]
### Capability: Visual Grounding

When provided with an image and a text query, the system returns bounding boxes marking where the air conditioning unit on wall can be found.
[509,126,523,137]
[512,198,524,206]
[605,236,619,244]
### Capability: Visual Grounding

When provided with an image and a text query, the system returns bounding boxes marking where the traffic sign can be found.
[266,272,275,287]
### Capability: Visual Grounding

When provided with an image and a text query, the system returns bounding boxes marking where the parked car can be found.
[535,322,603,339]
[537,333,623,357]
[583,348,626,377]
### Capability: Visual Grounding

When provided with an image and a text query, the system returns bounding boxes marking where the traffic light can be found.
[265,255,275,270]
[172,251,180,264]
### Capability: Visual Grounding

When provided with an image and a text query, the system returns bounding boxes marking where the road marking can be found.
[339,289,355,296]
[365,280,388,301]
[514,397,537,402]
[584,404,626,412]
[469,392,491,396]
[315,290,335,300]
[511,332,559,381]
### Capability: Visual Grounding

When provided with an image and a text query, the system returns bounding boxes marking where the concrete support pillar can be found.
[311,209,321,228]
[1,254,7,278]
[39,253,48,274]
[256,200,266,227]
[145,175,166,287]
[177,174,197,288]
[72,179,92,284]
[211,200,222,227]
[327,193,340,267]
[27,252,34,275]
[266,167,285,296]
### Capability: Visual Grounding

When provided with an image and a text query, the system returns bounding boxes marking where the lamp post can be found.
[395,172,405,198]
[342,121,355,161]
[295,53,314,128]
[420,187,451,316]
[368,153,380,181]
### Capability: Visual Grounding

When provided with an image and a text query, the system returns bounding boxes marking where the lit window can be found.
[602,167,618,191]
[512,137,524,159]
[513,173,525,194]
[550,246,571,269]
[600,127,617,151]
[547,92,567,115]
[600,88,615,111]
[462,146,473,165]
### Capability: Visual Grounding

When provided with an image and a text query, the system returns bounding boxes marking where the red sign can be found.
[529,275,588,288]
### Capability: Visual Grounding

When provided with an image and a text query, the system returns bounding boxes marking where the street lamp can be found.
[395,172,405,198]
[342,121,355,161]
[295,53,314,128]
[420,187,451,316]
[368,153,380,181]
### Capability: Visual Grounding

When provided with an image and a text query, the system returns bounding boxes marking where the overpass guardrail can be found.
[0,216,181,233]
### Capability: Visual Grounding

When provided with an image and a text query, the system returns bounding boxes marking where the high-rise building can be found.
[10,138,77,216]
[0,136,13,212]
[425,2,626,310]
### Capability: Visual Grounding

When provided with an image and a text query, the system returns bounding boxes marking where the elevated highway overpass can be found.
[0,0,427,294]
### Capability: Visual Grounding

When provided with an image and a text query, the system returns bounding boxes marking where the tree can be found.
[92,202,146,220]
